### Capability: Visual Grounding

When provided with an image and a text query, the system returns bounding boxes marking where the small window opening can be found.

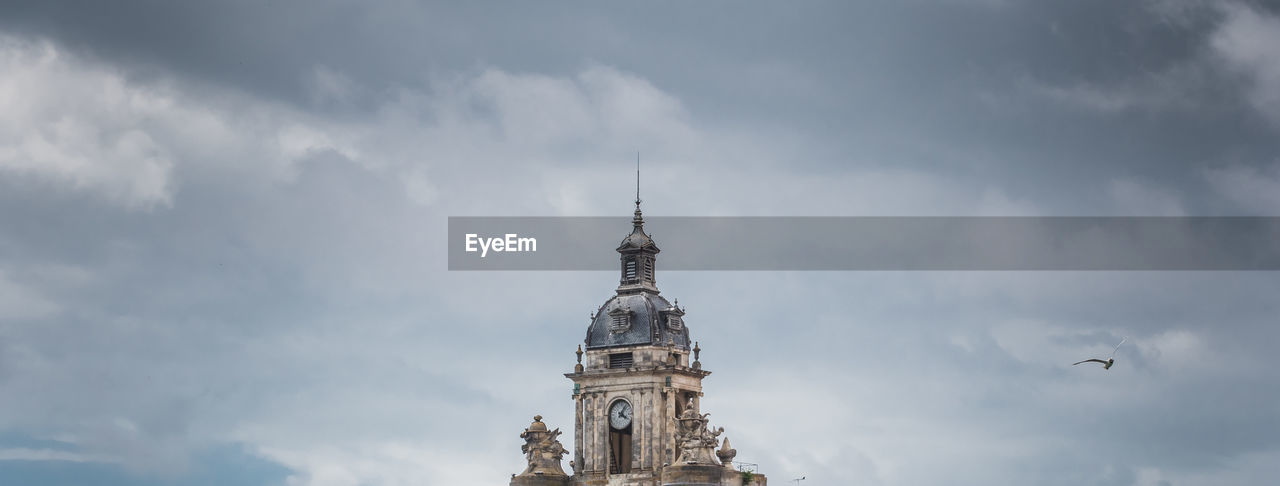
[609,423,633,474]
[609,308,631,332]
[667,315,683,331]
[624,259,637,281]
[609,352,634,369]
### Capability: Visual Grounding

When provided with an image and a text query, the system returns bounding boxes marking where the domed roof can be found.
[586,292,690,350]
[617,227,658,252]
[617,206,659,252]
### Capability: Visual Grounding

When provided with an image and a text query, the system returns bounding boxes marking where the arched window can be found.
[642,257,654,282]
[607,399,633,474]
[623,258,638,283]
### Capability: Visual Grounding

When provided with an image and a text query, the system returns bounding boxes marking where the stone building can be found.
[511,199,766,486]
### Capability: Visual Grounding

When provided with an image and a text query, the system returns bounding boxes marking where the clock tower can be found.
[567,198,706,485]
[509,190,766,486]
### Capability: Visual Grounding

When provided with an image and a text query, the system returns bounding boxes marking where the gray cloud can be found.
[1,2,1280,486]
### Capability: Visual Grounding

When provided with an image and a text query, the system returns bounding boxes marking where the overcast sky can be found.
[2,1,1280,485]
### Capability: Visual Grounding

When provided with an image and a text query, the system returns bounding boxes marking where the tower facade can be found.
[510,197,765,486]
[567,202,703,485]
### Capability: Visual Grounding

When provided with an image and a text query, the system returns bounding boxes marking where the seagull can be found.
[1073,336,1127,370]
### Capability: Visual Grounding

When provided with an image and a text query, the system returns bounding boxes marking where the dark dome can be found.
[617,208,659,252]
[586,292,690,350]
[617,226,659,252]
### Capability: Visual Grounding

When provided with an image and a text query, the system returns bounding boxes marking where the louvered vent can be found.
[666,315,682,331]
[609,352,634,369]
[624,259,637,281]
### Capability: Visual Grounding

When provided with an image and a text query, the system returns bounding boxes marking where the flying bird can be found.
[1073,336,1127,370]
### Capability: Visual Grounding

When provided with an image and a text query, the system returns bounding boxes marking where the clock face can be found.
[609,400,633,430]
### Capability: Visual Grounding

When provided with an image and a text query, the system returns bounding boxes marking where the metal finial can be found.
[636,151,641,208]
[631,152,645,229]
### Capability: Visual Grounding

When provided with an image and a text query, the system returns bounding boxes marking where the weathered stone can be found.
[715,438,736,468]
[510,474,571,486]
[661,463,725,485]
[513,415,569,483]
[673,397,723,466]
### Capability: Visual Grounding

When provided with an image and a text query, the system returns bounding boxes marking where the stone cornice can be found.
[564,365,711,381]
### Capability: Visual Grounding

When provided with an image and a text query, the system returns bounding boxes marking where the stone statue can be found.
[515,415,568,479]
[673,399,725,465]
[681,397,699,420]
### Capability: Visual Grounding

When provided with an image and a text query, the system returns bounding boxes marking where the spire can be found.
[633,152,643,228]
[636,151,641,209]
[618,155,659,292]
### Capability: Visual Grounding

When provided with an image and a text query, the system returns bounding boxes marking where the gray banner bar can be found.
[447,217,1280,270]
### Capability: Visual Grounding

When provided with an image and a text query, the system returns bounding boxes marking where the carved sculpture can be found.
[516,415,568,478]
[674,398,725,465]
[574,345,584,374]
[716,437,737,467]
